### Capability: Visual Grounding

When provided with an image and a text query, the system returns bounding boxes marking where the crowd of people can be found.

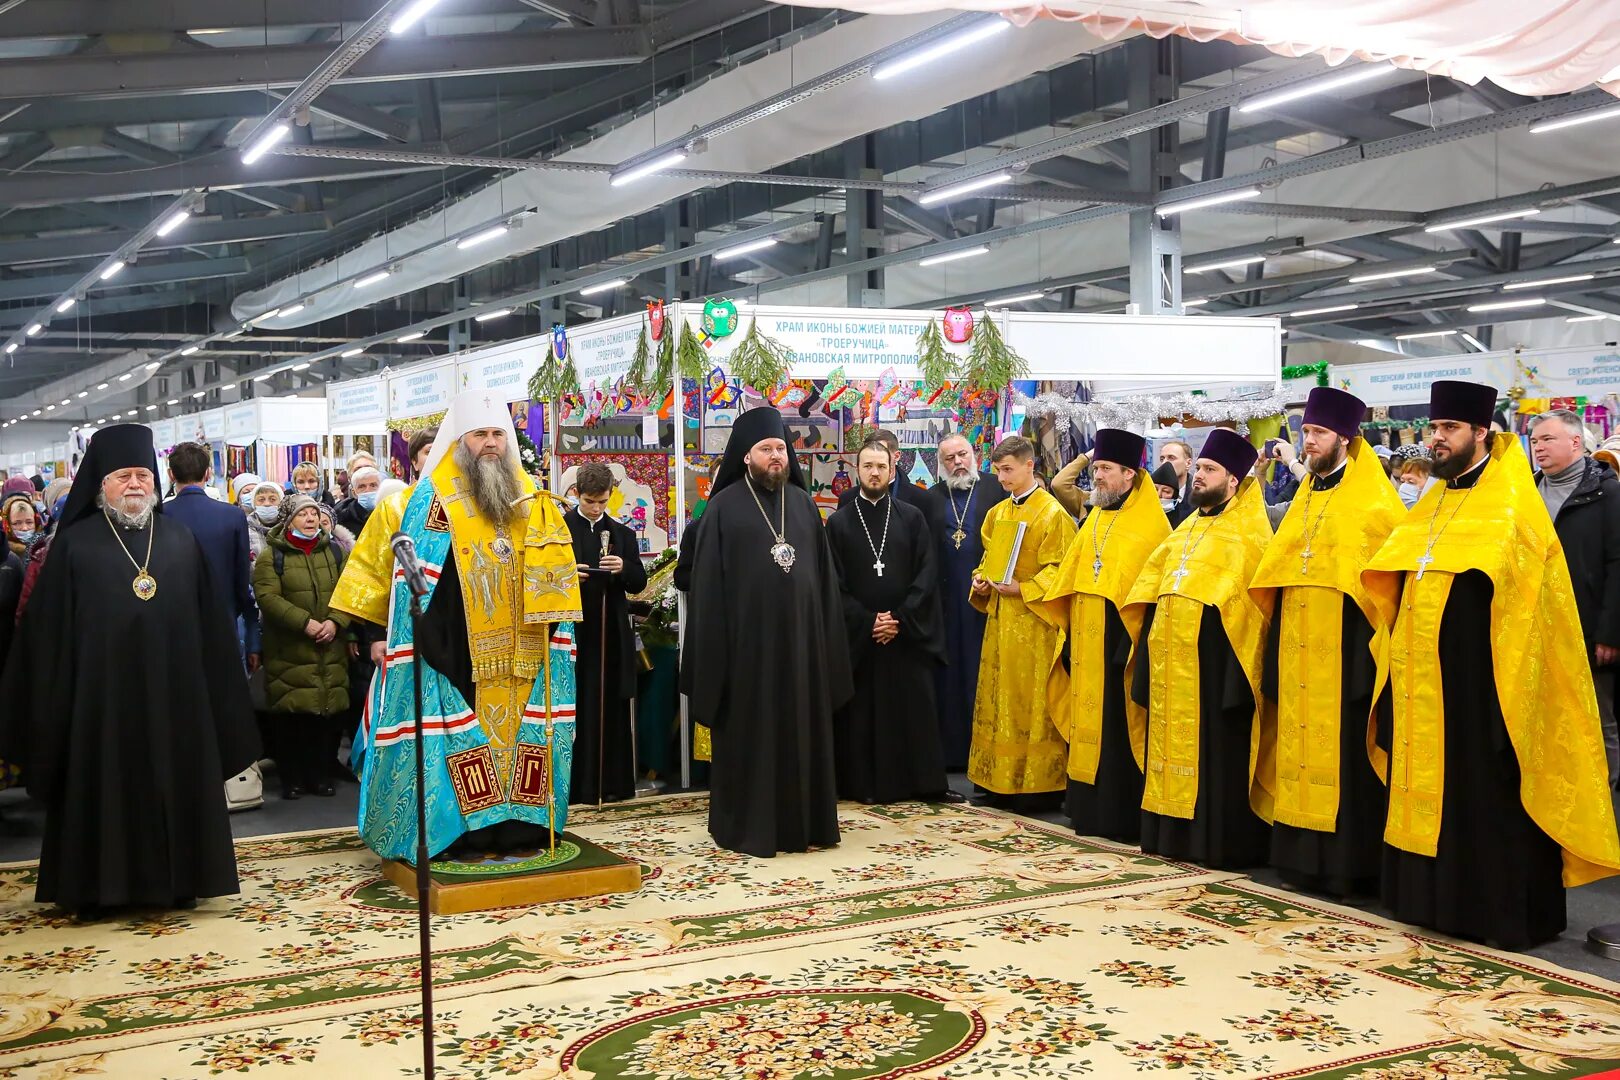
[2,380,1618,954]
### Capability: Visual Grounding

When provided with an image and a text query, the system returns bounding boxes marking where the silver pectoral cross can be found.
[1299,547,1314,574]
[1415,550,1435,580]
[1092,555,1104,580]
[873,558,886,577]
[1170,562,1192,592]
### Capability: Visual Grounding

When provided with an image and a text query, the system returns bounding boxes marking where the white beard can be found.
[943,470,977,492]
[98,490,158,530]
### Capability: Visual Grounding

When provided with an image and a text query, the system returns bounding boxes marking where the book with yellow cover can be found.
[985,519,1028,586]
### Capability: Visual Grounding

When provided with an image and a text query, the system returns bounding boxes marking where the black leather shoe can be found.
[313,782,336,797]
[282,785,304,800]
[933,790,968,804]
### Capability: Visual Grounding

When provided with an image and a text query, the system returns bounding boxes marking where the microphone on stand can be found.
[391,532,431,597]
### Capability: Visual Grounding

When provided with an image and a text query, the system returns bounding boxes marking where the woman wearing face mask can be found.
[253,494,350,800]
[2,495,37,561]
[245,482,284,562]
[1393,451,1433,509]
[333,465,380,539]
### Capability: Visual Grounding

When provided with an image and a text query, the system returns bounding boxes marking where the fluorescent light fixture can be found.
[1567,314,1607,323]
[117,372,133,382]
[473,308,512,322]
[340,347,365,358]
[96,382,109,390]
[241,122,290,165]
[578,278,627,296]
[56,297,76,313]
[249,308,281,324]
[917,172,1012,207]
[45,405,54,412]
[1288,303,1360,317]
[145,362,160,371]
[180,345,200,356]
[2,343,14,355]
[59,399,69,406]
[277,302,305,318]
[1348,265,1439,283]
[146,405,157,412]
[983,291,1046,307]
[917,244,989,268]
[30,409,40,416]
[76,391,87,398]
[1395,329,1458,340]
[191,391,206,399]
[223,329,244,339]
[291,362,311,371]
[166,398,179,405]
[1467,297,1546,312]
[873,19,1010,81]
[713,237,780,261]
[1504,273,1594,290]
[1354,339,1381,347]
[155,210,191,237]
[397,331,426,342]
[25,323,41,336]
[1240,64,1393,113]
[99,260,126,281]
[1181,298,1211,308]
[253,373,273,382]
[609,151,686,188]
[456,225,509,251]
[1424,208,1540,232]
[390,0,440,33]
[1184,254,1265,274]
[353,269,393,289]
[1158,187,1263,217]
[1530,103,1620,134]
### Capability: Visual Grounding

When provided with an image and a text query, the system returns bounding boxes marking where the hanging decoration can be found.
[705,367,742,409]
[823,366,862,410]
[647,300,666,342]
[387,410,448,435]
[701,298,741,339]
[552,323,569,360]
[727,317,794,393]
[1280,361,1330,387]
[960,312,1028,393]
[653,319,675,391]
[676,321,708,381]
[623,316,653,397]
[915,319,956,392]
[527,329,581,403]
[941,305,975,344]
[1016,389,1291,435]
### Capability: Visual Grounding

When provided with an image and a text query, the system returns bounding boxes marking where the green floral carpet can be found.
[6,878,1619,1079]
[0,795,1237,1069]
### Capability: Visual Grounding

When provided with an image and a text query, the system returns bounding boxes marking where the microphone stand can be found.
[392,535,436,1080]
[598,528,611,809]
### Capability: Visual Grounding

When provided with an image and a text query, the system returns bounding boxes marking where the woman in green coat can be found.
[253,494,350,799]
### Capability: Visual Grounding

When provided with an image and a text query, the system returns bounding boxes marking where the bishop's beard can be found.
[452,441,523,524]
[98,490,158,530]
[943,469,977,492]
[747,460,787,493]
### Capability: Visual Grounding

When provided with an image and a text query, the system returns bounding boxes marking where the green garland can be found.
[960,311,1028,392]
[622,317,653,397]
[727,317,794,393]
[1361,417,1428,430]
[387,410,446,435]
[653,323,675,393]
[1281,361,1330,387]
[676,321,708,381]
[914,319,955,391]
[527,339,580,402]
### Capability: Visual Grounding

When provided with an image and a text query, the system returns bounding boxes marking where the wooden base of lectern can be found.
[381,834,642,915]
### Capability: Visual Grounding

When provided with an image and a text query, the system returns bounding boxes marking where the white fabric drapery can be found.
[776,1,1620,97]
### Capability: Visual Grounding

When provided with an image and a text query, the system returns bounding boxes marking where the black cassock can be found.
[0,516,259,908]
[826,495,948,803]
[1132,604,1271,869]
[566,509,648,804]
[920,476,1008,769]
[682,481,852,856]
[1065,603,1143,843]
[1380,565,1565,949]
[1264,595,1387,897]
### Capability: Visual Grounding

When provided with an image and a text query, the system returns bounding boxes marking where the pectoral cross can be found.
[873,558,886,578]
[951,527,966,549]
[1299,547,1314,574]
[1415,549,1435,580]
[1170,561,1192,592]
[439,475,479,520]
[1092,555,1104,580]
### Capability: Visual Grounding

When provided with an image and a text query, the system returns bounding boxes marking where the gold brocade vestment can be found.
[968,487,1076,794]
[1362,434,1620,887]
[1123,477,1276,821]
[1035,472,1169,782]
[1247,439,1404,832]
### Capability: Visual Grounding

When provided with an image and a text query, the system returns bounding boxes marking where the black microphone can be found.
[391,532,430,598]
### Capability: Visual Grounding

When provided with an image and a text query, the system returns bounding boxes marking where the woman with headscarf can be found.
[246,481,284,564]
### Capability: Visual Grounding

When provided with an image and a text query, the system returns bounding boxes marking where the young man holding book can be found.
[967,435,1076,805]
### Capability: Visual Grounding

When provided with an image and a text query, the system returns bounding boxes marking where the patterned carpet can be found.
[1,796,1617,1078]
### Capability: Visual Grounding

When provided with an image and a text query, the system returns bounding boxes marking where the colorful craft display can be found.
[942,305,975,344]
[701,298,740,339]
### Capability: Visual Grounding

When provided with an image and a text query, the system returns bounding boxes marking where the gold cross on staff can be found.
[439,475,480,520]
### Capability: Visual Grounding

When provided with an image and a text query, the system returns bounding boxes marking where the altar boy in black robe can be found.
[0,425,259,918]
[566,463,649,805]
[921,432,1008,769]
[681,407,853,857]
[827,439,949,803]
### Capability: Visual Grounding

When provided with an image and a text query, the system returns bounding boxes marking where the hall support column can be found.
[1128,36,1183,315]
[844,134,885,308]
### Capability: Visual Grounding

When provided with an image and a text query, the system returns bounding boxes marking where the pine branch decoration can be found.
[676,321,708,381]
[915,318,957,391]
[653,322,675,391]
[960,311,1028,393]
[727,317,794,393]
[623,317,653,397]
[527,341,581,402]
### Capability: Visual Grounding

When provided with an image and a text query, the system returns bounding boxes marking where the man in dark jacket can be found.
[164,442,254,655]
[1530,409,1620,792]
[332,465,379,538]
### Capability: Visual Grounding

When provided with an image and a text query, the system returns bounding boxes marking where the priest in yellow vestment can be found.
[332,391,584,863]
[968,435,1076,799]
[1037,429,1168,842]
[1124,428,1275,869]
[1364,379,1620,948]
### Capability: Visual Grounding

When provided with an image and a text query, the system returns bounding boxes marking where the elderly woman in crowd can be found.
[246,481,284,563]
[289,462,333,508]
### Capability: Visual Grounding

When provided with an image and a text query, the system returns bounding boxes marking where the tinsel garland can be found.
[387,410,446,435]
[676,322,708,381]
[1281,361,1330,387]
[960,312,1028,392]
[622,318,653,397]
[1017,390,1291,435]
[727,317,794,393]
[527,341,580,402]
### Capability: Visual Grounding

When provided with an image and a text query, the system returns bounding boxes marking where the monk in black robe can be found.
[827,439,948,803]
[566,463,649,805]
[0,425,258,918]
[920,432,1007,769]
[681,407,853,857]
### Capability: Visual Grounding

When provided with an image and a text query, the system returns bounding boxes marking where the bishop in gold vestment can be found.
[1124,429,1275,869]
[332,392,583,863]
[1364,380,1620,948]
[1250,387,1402,898]
[969,436,1076,797]
[1037,429,1168,842]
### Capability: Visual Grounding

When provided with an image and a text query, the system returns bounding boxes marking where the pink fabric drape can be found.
[777,1,1620,97]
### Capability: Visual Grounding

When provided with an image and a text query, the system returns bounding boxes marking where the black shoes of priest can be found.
[931,790,968,804]
[282,784,304,800]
